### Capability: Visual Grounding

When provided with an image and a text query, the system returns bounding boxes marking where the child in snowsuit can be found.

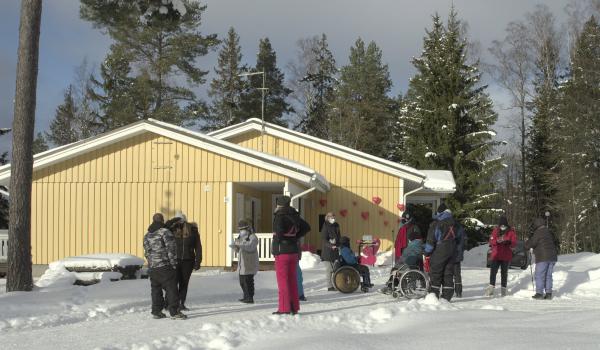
[339,236,373,288]
[230,219,259,304]
[424,203,464,301]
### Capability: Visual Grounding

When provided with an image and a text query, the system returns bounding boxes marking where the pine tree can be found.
[32,132,48,154]
[333,38,393,158]
[402,10,501,219]
[205,27,246,131]
[294,34,337,139]
[81,0,219,129]
[241,38,292,126]
[556,17,600,253]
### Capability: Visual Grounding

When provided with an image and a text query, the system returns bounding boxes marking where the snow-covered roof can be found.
[421,170,456,193]
[0,188,8,199]
[208,118,426,184]
[0,119,330,192]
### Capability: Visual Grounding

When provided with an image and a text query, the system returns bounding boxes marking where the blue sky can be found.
[0,0,570,155]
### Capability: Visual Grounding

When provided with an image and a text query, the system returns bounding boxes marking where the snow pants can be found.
[325,261,334,289]
[453,262,462,296]
[176,259,194,306]
[239,274,255,300]
[150,265,179,316]
[490,260,509,288]
[297,263,305,297]
[275,253,299,313]
[429,241,456,301]
[354,264,372,286]
[535,261,556,294]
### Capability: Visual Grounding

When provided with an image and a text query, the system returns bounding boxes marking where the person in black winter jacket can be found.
[526,217,558,300]
[143,213,187,320]
[321,212,340,291]
[165,211,202,311]
[272,195,310,315]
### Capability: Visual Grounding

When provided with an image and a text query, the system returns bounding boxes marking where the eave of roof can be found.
[208,118,426,184]
[0,119,330,192]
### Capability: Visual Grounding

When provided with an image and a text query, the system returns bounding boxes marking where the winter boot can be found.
[532,293,544,300]
[152,312,167,319]
[544,293,552,300]
[500,287,507,297]
[179,303,189,311]
[170,312,188,320]
[299,295,307,301]
[484,285,495,297]
[242,298,254,304]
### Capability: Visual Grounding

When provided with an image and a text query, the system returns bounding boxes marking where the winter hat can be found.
[408,229,421,241]
[498,216,509,227]
[276,195,291,207]
[401,211,412,221]
[174,211,187,222]
[340,236,351,247]
[437,203,448,214]
[238,219,251,229]
[152,213,164,223]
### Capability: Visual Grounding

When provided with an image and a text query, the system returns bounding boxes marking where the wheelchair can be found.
[384,256,430,299]
[331,260,370,293]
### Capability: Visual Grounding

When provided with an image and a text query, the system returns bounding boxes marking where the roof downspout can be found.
[291,187,317,209]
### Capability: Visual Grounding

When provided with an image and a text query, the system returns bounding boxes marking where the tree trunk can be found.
[7,0,42,292]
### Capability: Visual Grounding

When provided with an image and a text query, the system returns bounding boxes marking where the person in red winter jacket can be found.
[394,211,420,265]
[485,216,517,297]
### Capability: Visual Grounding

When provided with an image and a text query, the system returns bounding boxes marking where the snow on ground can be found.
[1,250,600,350]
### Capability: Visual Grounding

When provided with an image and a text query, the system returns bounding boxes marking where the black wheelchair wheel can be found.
[399,270,429,299]
[333,266,361,294]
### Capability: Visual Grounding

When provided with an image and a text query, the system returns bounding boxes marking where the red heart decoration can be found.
[384,220,389,226]
[372,196,382,205]
[361,211,369,220]
[396,203,405,211]
[352,201,357,206]
[378,209,384,216]
[339,209,348,217]
[319,199,327,207]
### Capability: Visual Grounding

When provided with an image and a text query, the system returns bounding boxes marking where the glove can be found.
[193,262,200,271]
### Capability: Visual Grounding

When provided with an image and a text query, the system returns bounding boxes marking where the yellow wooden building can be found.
[0,118,454,267]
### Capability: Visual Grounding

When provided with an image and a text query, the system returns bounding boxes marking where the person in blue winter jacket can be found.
[339,236,373,288]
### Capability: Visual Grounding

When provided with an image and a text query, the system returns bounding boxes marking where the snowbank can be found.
[463,244,488,267]
[35,265,77,289]
[299,252,321,270]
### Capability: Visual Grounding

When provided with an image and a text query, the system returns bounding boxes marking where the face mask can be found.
[500,225,507,231]
[328,218,335,224]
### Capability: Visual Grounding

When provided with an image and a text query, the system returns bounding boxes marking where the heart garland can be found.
[319,199,327,207]
[360,211,369,220]
[339,209,348,217]
[396,203,405,211]
[372,196,382,205]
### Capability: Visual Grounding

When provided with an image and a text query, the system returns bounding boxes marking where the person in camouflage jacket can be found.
[143,213,186,320]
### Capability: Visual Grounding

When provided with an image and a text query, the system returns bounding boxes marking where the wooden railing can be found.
[232,233,274,262]
[0,229,8,260]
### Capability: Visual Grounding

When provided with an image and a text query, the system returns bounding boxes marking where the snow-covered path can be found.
[1,249,600,350]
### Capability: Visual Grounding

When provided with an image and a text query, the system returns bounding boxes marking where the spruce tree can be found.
[46,86,79,146]
[333,38,393,158]
[80,0,219,129]
[32,132,48,154]
[556,17,600,252]
[295,34,337,139]
[241,38,292,126]
[402,10,500,219]
[525,26,560,226]
[205,27,246,131]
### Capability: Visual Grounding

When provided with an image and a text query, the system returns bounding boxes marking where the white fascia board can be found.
[210,119,426,183]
